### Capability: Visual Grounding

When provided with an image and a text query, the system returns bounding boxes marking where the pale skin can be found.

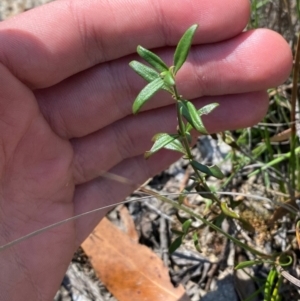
[0,0,293,300]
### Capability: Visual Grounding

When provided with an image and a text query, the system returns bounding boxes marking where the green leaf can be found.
[185,131,192,144]
[264,268,277,300]
[169,236,183,254]
[203,198,213,214]
[198,103,219,116]
[129,60,160,82]
[220,202,240,219]
[195,184,215,200]
[180,100,208,134]
[144,133,178,158]
[278,254,293,267]
[162,70,175,86]
[129,61,173,93]
[193,232,201,252]
[178,193,185,205]
[186,103,218,132]
[235,260,262,270]
[163,138,186,155]
[173,24,198,74]
[137,46,169,72]
[191,160,225,179]
[214,213,225,228]
[182,219,192,235]
[132,78,164,114]
[171,228,184,236]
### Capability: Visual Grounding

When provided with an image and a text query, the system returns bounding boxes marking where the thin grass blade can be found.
[235,260,264,270]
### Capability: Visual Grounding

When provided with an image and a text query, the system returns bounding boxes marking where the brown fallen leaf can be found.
[118,205,139,242]
[82,217,190,301]
[296,220,300,250]
[268,128,291,142]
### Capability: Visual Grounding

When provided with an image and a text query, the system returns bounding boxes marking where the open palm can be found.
[0,0,292,300]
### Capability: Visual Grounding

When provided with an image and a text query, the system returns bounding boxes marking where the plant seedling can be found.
[129,24,228,253]
[130,24,224,186]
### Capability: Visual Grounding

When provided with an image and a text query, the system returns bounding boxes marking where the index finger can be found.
[0,0,250,88]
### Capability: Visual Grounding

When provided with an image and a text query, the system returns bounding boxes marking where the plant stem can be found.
[140,186,273,259]
[289,34,300,192]
[173,85,220,203]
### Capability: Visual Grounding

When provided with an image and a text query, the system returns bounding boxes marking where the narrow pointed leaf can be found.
[144,133,178,158]
[185,103,217,132]
[132,78,164,114]
[171,229,184,236]
[235,260,262,270]
[193,232,201,252]
[185,123,192,133]
[182,219,192,235]
[220,202,240,219]
[129,60,160,82]
[179,101,194,125]
[129,61,172,93]
[169,236,183,254]
[186,101,207,133]
[191,160,225,179]
[198,103,219,116]
[195,184,215,200]
[163,138,186,155]
[180,100,208,134]
[173,24,198,74]
[264,268,277,300]
[137,46,168,72]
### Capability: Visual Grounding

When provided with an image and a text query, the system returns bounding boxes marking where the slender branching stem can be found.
[173,85,219,203]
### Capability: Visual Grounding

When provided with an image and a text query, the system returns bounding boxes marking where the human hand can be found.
[0,0,292,300]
